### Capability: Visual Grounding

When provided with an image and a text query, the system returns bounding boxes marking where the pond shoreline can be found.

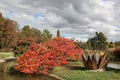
[48,74,65,80]
[0,59,65,80]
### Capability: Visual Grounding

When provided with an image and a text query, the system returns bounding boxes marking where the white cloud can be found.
[0,0,119,41]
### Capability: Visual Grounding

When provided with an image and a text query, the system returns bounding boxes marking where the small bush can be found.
[113,48,120,61]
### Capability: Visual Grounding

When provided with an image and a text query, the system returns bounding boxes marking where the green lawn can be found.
[0,52,14,59]
[52,61,120,80]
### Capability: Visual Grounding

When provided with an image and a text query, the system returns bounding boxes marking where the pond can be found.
[0,61,59,80]
[0,72,58,80]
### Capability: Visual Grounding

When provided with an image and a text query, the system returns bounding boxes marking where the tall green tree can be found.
[57,29,60,37]
[31,28,42,43]
[39,29,52,42]
[87,32,107,50]
[20,25,32,38]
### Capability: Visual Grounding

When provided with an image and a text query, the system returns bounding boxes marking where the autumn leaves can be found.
[16,37,83,74]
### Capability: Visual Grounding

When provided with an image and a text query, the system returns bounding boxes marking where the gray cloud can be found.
[0,0,119,41]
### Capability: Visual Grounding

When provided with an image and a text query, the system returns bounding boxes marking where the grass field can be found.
[0,52,14,59]
[52,61,120,80]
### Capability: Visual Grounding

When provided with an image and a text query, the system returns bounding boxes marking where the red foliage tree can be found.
[16,37,83,74]
[44,37,83,60]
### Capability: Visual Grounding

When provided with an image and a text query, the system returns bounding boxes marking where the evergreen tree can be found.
[87,32,107,50]
[57,29,60,37]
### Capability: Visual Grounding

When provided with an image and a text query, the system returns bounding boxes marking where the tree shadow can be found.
[106,67,120,73]
[66,64,120,73]
[70,66,86,70]
[67,59,78,62]
[65,65,86,71]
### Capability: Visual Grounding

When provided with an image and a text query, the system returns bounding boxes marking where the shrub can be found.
[16,37,83,75]
[113,48,120,61]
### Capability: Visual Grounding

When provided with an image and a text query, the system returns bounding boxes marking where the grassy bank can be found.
[52,61,120,80]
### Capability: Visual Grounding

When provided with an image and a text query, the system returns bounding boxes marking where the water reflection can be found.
[0,72,58,80]
[0,61,58,80]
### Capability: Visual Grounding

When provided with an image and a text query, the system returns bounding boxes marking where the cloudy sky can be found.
[0,0,120,41]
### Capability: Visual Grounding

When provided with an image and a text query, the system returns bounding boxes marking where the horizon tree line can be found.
[0,12,119,52]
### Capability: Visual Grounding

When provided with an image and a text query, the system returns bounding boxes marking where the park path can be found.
[107,63,120,69]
